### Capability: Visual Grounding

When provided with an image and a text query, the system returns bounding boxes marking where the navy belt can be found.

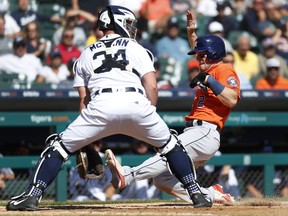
[95,87,144,96]
[186,120,221,134]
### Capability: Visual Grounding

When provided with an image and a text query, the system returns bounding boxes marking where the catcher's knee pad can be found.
[156,132,179,155]
[158,133,198,180]
[40,134,70,161]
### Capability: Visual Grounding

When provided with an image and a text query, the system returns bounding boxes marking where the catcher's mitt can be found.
[76,144,104,179]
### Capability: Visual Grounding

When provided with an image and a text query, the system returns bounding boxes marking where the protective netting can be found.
[1,166,288,201]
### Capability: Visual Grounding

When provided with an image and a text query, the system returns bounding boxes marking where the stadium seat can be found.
[174,13,188,40]
[0,72,19,83]
[0,71,29,89]
[37,2,64,39]
[28,82,56,89]
[250,74,262,88]
[196,15,210,37]
[7,0,18,13]
[0,81,12,89]
[158,57,185,87]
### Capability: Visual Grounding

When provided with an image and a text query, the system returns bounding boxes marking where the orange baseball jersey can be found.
[185,63,241,129]
[256,77,288,90]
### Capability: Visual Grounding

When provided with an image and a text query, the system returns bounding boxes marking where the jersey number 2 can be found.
[197,95,205,107]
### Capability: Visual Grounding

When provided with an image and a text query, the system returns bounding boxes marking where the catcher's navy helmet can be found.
[97,5,137,39]
[188,34,226,62]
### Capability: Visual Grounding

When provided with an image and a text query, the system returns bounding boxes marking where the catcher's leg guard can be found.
[28,134,71,193]
[157,133,212,208]
[17,134,70,198]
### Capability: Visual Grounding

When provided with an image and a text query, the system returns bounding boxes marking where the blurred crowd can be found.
[0,0,286,90]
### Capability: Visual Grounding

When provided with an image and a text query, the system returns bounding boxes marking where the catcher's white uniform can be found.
[61,34,171,153]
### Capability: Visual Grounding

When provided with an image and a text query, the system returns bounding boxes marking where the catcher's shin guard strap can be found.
[156,135,177,155]
[41,134,70,161]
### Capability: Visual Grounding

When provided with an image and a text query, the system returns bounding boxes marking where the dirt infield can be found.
[1,199,288,216]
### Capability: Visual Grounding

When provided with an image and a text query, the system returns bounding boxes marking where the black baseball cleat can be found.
[6,194,40,211]
[191,192,213,208]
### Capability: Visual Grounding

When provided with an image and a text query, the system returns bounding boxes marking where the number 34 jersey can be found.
[73,34,155,95]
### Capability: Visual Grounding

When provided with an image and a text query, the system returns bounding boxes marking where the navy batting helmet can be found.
[96,5,137,39]
[188,35,226,62]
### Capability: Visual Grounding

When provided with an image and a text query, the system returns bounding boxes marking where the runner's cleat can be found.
[6,194,40,211]
[191,192,213,208]
[105,149,126,189]
[213,184,235,204]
